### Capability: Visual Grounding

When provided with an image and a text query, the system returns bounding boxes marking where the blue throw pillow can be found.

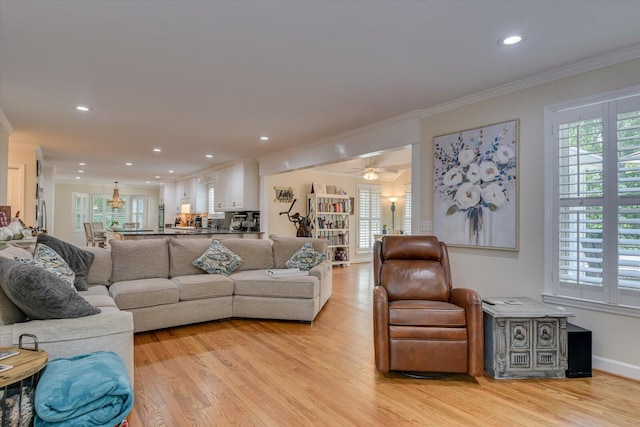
[193,240,243,276]
[285,242,326,271]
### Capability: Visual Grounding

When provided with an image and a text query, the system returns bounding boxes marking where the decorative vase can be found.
[0,227,12,241]
[7,218,24,240]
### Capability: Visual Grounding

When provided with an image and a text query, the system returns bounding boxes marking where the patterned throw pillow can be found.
[193,240,243,276]
[16,243,76,288]
[285,242,326,271]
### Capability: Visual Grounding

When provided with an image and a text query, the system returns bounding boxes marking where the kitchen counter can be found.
[106,229,263,241]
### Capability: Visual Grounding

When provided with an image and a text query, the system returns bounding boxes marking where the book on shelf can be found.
[266,268,310,278]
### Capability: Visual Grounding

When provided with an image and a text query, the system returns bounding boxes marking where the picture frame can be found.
[312,182,327,194]
[433,119,519,250]
[20,229,33,239]
[274,186,294,203]
[326,185,337,195]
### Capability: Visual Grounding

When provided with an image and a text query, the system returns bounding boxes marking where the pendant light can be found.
[107,181,125,209]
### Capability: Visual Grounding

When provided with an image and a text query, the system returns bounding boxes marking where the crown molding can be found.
[0,108,14,134]
[419,44,640,118]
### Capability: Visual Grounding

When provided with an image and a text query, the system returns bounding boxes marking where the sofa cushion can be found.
[79,284,110,297]
[0,258,100,320]
[171,274,234,301]
[82,294,119,309]
[110,238,170,282]
[0,245,33,261]
[193,240,243,276]
[36,234,95,291]
[230,270,319,299]
[109,278,179,310]
[0,258,27,325]
[168,238,211,277]
[84,246,112,286]
[285,242,326,270]
[218,239,274,271]
[270,235,328,269]
[17,243,76,288]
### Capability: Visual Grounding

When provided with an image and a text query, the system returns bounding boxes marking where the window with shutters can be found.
[80,193,146,229]
[73,193,89,231]
[403,184,412,235]
[546,89,640,311]
[357,184,382,253]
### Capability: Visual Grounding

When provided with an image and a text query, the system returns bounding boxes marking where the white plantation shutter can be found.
[404,184,412,235]
[358,184,381,252]
[73,193,89,231]
[130,196,146,227]
[550,92,640,308]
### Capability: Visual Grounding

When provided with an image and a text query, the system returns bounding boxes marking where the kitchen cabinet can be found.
[178,177,207,213]
[215,160,259,211]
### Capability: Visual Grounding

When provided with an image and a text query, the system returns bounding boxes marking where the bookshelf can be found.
[307,193,351,266]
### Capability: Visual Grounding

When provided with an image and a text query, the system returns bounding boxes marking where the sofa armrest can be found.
[0,310,134,382]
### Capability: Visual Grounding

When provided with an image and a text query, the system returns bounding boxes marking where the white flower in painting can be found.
[459,149,476,167]
[496,144,515,164]
[481,182,506,208]
[455,182,481,209]
[480,161,499,182]
[465,163,481,183]
[443,167,463,186]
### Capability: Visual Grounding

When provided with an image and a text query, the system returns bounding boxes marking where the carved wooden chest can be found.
[483,297,574,379]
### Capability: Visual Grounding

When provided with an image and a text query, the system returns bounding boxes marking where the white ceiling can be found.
[2,1,640,185]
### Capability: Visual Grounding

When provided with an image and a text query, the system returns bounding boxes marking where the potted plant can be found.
[382,224,387,234]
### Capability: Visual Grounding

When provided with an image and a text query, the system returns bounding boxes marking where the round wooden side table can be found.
[0,346,48,426]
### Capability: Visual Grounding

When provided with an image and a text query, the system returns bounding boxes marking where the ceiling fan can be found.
[350,157,399,180]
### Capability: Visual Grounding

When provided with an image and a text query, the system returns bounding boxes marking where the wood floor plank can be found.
[129,263,640,426]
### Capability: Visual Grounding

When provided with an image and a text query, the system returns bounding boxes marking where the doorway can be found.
[7,164,24,218]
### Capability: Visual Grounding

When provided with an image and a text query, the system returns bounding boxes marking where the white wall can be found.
[0,113,9,205]
[53,182,161,244]
[264,169,408,263]
[8,143,37,225]
[419,58,640,377]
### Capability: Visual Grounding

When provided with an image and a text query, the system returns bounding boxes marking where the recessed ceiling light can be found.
[125,162,133,166]
[79,162,86,166]
[260,136,269,141]
[168,170,174,173]
[205,154,214,158]
[78,170,84,173]
[153,148,162,152]
[76,105,91,112]
[498,34,524,46]
[75,176,81,179]
[155,176,161,179]
[146,181,151,184]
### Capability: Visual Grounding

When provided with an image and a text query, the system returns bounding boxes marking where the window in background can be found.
[547,90,640,311]
[357,183,382,253]
[404,184,412,235]
[73,193,89,232]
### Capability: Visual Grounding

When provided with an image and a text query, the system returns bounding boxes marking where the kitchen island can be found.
[106,228,263,241]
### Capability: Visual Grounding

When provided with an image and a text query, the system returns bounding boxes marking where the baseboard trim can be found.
[593,356,640,381]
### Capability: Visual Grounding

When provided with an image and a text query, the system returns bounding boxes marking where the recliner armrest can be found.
[449,287,484,376]
[373,285,390,372]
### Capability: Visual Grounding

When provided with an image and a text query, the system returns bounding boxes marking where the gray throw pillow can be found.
[37,234,95,291]
[0,260,100,320]
[0,258,27,325]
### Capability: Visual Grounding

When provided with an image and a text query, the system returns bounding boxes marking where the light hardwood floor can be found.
[129,263,640,426]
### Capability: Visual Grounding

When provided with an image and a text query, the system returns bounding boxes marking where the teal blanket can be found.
[34,351,133,427]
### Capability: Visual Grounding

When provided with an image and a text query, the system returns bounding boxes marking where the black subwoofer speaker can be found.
[566,323,592,378]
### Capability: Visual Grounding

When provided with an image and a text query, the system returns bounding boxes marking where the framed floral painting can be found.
[433,119,519,250]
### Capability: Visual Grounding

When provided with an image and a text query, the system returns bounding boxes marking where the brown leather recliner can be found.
[373,235,483,377]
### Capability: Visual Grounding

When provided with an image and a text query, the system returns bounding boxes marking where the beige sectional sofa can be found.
[0,235,331,379]
[107,235,332,332]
